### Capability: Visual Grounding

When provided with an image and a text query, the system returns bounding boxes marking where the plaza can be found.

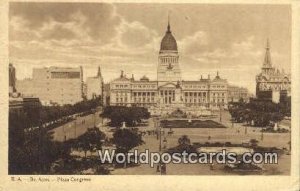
[51,109,291,175]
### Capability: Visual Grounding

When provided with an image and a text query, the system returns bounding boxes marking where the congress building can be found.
[110,21,228,116]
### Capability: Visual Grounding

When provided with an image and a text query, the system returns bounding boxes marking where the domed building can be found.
[109,19,230,115]
[157,21,181,84]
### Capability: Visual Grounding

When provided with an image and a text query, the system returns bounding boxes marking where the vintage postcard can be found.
[0,0,299,190]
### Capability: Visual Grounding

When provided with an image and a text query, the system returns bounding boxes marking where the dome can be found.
[160,23,178,52]
[140,75,149,82]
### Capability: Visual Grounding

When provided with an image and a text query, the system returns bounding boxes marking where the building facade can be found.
[256,40,291,101]
[16,66,84,105]
[227,85,249,103]
[110,21,228,115]
[86,66,103,100]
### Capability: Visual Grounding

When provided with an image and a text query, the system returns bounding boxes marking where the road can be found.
[50,111,103,142]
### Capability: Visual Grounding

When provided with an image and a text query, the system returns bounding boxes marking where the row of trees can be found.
[23,97,102,129]
[9,112,70,174]
[229,99,290,127]
[9,98,102,174]
[10,109,144,174]
[101,106,150,127]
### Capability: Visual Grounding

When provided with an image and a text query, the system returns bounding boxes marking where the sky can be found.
[9,3,291,93]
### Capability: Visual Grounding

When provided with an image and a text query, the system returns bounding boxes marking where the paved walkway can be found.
[50,111,103,142]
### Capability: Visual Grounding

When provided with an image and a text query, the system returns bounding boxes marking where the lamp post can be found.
[63,124,66,142]
[74,120,77,138]
[92,108,96,128]
[219,104,222,122]
[155,118,163,173]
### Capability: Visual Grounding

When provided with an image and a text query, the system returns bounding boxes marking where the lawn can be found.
[161,120,226,128]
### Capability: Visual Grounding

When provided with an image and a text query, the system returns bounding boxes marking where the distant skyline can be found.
[9,3,291,93]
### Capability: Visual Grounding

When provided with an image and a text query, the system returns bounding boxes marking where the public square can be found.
[50,110,291,175]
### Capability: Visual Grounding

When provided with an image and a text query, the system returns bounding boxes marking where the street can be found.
[50,111,103,142]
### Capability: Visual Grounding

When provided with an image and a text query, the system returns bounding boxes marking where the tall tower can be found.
[256,39,276,97]
[157,17,181,84]
[261,39,275,75]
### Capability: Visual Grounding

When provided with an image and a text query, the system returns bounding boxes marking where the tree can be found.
[173,135,197,154]
[178,135,191,146]
[112,129,144,167]
[102,106,150,127]
[77,127,106,158]
[9,126,70,174]
[249,139,259,148]
[228,99,290,127]
[113,129,144,153]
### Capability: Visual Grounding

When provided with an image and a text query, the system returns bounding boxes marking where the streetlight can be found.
[74,120,77,138]
[219,103,222,122]
[92,108,97,128]
[63,124,66,142]
[260,128,264,141]
[158,118,167,175]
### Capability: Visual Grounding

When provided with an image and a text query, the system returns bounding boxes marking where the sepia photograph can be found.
[8,2,293,176]
[2,1,300,190]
